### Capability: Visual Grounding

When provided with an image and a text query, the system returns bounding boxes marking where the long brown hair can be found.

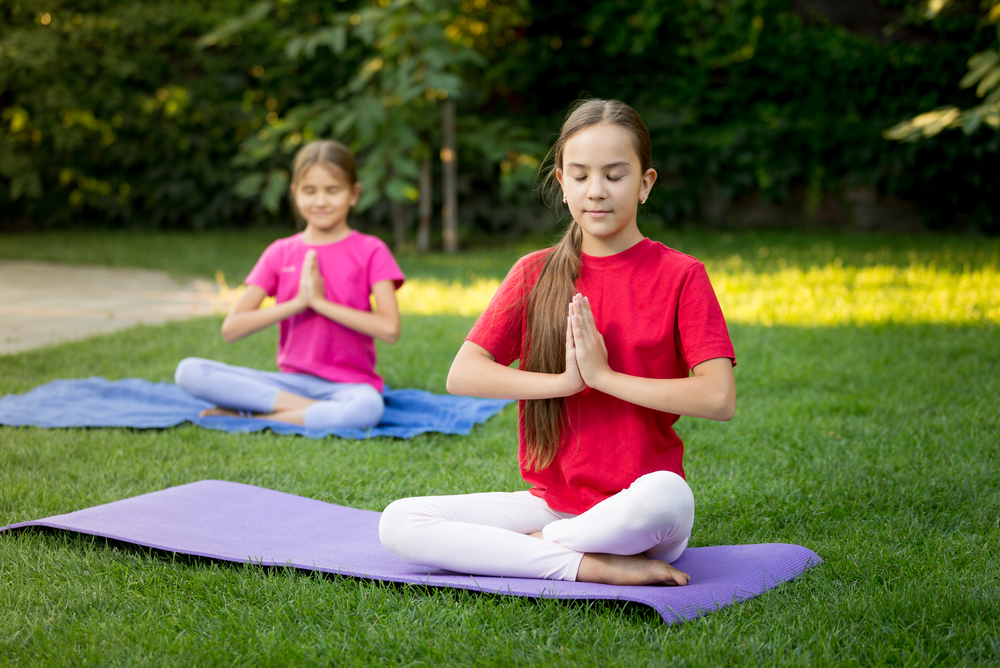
[521,99,653,471]
[289,140,358,227]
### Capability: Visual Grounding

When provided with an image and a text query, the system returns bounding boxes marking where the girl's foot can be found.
[199,407,242,418]
[576,553,690,586]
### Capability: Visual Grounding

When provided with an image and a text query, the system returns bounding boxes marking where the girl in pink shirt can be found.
[175,140,404,430]
[379,100,736,586]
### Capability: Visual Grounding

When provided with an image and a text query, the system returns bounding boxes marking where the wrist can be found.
[588,367,615,393]
[559,370,581,397]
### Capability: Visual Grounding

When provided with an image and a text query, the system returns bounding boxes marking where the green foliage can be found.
[484,0,999,232]
[884,0,1000,140]
[0,0,284,229]
[214,0,543,227]
[2,0,998,233]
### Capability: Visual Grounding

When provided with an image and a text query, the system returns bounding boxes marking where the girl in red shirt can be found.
[379,100,736,586]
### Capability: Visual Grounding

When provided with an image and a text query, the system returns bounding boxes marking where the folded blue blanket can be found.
[0,377,511,439]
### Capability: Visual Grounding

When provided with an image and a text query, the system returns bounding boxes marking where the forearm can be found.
[591,360,736,421]
[309,298,401,344]
[446,343,577,400]
[221,300,303,342]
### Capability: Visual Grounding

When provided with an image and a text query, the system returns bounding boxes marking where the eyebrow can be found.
[565,161,632,170]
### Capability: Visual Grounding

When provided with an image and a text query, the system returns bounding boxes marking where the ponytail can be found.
[521,223,582,470]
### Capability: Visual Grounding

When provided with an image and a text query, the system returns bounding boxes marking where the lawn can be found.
[1,228,999,666]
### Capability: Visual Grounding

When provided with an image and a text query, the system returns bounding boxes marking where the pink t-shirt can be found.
[468,238,735,515]
[245,231,405,391]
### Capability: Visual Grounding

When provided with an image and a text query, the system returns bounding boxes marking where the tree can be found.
[202,0,541,252]
[884,0,1000,140]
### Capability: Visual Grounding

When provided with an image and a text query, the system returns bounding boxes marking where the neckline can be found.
[299,229,355,247]
[580,237,651,266]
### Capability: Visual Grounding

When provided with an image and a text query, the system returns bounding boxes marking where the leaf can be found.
[196,1,273,49]
[386,176,419,202]
[390,154,421,180]
[960,50,999,88]
[354,183,381,212]
[260,169,289,214]
[976,66,1000,98]
[961,110,983,135]
[233,172,266,199]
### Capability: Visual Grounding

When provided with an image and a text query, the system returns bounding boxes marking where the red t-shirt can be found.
[467,238,735,515]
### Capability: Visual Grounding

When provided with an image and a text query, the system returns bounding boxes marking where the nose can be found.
[587,177,608,201]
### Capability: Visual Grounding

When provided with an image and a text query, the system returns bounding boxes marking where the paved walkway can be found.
[0,260,231,355]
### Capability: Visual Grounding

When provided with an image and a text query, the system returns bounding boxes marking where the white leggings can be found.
[379,470,694,581]
[174,357,384,430]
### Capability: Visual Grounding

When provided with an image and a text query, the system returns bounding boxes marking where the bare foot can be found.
[576,553,690,586]
[199,407,242,418]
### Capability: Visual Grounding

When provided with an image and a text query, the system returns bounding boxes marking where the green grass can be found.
[2,230,999,666]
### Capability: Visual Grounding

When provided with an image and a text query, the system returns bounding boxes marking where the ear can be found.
[350,182,362,207]
[555,168,564,188]
[640,167,657,201]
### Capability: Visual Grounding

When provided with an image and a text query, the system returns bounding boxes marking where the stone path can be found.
[0,260,231,355]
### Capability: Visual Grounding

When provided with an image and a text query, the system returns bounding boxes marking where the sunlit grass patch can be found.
[397,277,501,316]
[396,262,1000,326]
[710,261,1000,326]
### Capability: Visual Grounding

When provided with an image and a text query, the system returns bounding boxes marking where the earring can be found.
[641,196,647,204]
[562,193,567,203]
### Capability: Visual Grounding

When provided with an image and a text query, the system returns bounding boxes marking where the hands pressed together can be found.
[563,293,611,395]
[294,249,327,312]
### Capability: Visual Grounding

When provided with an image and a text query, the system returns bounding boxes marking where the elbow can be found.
[445,362,470,396]
[220,319,239,343]
[445,368,461,395]
[378,321,401,345]
[715,391,736,422]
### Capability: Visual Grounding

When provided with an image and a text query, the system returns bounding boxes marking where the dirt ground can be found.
[0,260,230,355]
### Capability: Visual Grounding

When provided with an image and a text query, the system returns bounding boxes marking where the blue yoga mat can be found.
[0,480,823,625]
[0,377,511,439]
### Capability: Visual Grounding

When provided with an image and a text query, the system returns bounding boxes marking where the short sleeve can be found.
[366,238,406,290]
[675,263,736,370]
[245,241,281,296]
[467,253,542,367]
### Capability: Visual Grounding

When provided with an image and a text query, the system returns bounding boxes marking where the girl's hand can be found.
[293,251,313,310]
[304,249,327,307]
[562,303,587,395]
[570,293,611,389]
[295,249,326,310]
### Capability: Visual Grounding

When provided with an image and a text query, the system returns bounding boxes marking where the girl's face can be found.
[556,122,656,256]
[291,163,361,239]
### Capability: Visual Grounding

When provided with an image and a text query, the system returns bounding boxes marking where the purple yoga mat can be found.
[0,480,821,624]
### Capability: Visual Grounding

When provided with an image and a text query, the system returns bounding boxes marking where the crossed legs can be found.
[379,470,694,585]
[174,357,384,429]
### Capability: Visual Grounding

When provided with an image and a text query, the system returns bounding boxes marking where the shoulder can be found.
[254,233,305,268]
[344,230,391,253]
[260,233,304,257]
[645,240,704,273]
[507,248,554,282]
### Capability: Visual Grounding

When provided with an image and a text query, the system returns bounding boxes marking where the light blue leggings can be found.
[174,357,385,430]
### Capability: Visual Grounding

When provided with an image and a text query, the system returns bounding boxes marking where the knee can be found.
[626,471,695,529]
[353,385,385,426]
[378,498,424,561]
[305,385,384,430]
[174,357,209,393]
